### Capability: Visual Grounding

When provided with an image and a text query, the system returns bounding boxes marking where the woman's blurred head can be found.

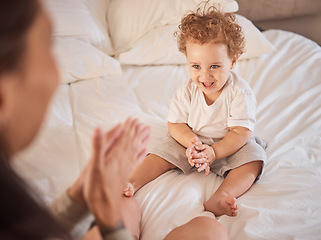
[0,2,70,239]
[0,0,59,156]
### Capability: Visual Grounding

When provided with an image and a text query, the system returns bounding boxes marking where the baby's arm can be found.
[168,122,197,148]
[168,122,200,166]
[212,126,251,160]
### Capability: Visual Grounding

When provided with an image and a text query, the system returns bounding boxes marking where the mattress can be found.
[13,29,321,240]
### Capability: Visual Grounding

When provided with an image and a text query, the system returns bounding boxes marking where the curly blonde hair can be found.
[176,4,245,60]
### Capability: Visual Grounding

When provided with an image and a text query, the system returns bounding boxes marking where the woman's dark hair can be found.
[0,154,70,239]
[0,0,37,73]
[0,1,70,239]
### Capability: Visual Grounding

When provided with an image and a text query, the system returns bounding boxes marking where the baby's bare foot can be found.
[124,182,135,197]
[204,191,238,217]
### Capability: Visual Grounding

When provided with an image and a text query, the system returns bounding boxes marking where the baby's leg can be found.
[124,154,176,196]
[204,160,263,217]
[164,216,228,240]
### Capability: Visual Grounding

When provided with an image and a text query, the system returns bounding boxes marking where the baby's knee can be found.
[249,160,264,176]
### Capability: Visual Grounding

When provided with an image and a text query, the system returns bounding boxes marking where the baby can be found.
[124,5,266,218]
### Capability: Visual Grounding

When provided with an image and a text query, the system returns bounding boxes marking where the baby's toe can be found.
[123,183,135,197]
[124,190,134,197]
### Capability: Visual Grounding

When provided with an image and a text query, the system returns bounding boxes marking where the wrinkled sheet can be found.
[13,30,321,239]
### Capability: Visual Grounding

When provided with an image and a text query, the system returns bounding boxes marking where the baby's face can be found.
[186,41,235,103]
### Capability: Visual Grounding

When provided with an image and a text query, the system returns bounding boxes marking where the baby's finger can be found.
[186,150,194,167]
[192,157,207,164]
[197,162,208,173]
[189,158,195,167]
[186,146,194,159]
[195,162,206,168]
[191,148,199,157]
[191,151,205,159]
[205,165,210,176]
[194,144,206,151]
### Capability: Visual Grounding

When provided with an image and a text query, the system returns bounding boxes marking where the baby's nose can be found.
[201,70,213,81]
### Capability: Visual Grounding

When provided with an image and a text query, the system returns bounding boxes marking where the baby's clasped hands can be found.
[186,136,216,176]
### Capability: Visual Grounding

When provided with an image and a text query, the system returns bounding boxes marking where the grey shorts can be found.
[149,134,267,179]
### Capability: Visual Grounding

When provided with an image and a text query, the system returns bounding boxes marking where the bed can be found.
[12,0,321,239]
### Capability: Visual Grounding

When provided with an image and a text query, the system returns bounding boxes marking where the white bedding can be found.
[13,28,321,239]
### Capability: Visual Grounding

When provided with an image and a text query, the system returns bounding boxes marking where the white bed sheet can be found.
[13,30,321,239]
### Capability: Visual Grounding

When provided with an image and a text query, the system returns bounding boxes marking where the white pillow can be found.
[236,15,276,60]
[118,24,185,65]
[107,0,239,54]
[44,0,114,55]
[53,37,122,84]
[118,14,276,65]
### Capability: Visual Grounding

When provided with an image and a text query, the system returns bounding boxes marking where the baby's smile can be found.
[201,81,215,89]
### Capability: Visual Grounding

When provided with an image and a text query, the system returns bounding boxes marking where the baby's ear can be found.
[230,58,237,69]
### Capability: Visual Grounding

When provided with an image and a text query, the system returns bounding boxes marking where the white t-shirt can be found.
[167,71,256,139]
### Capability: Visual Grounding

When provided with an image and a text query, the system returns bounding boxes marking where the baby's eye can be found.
[210,65,219,69]
[192,65,201,69]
